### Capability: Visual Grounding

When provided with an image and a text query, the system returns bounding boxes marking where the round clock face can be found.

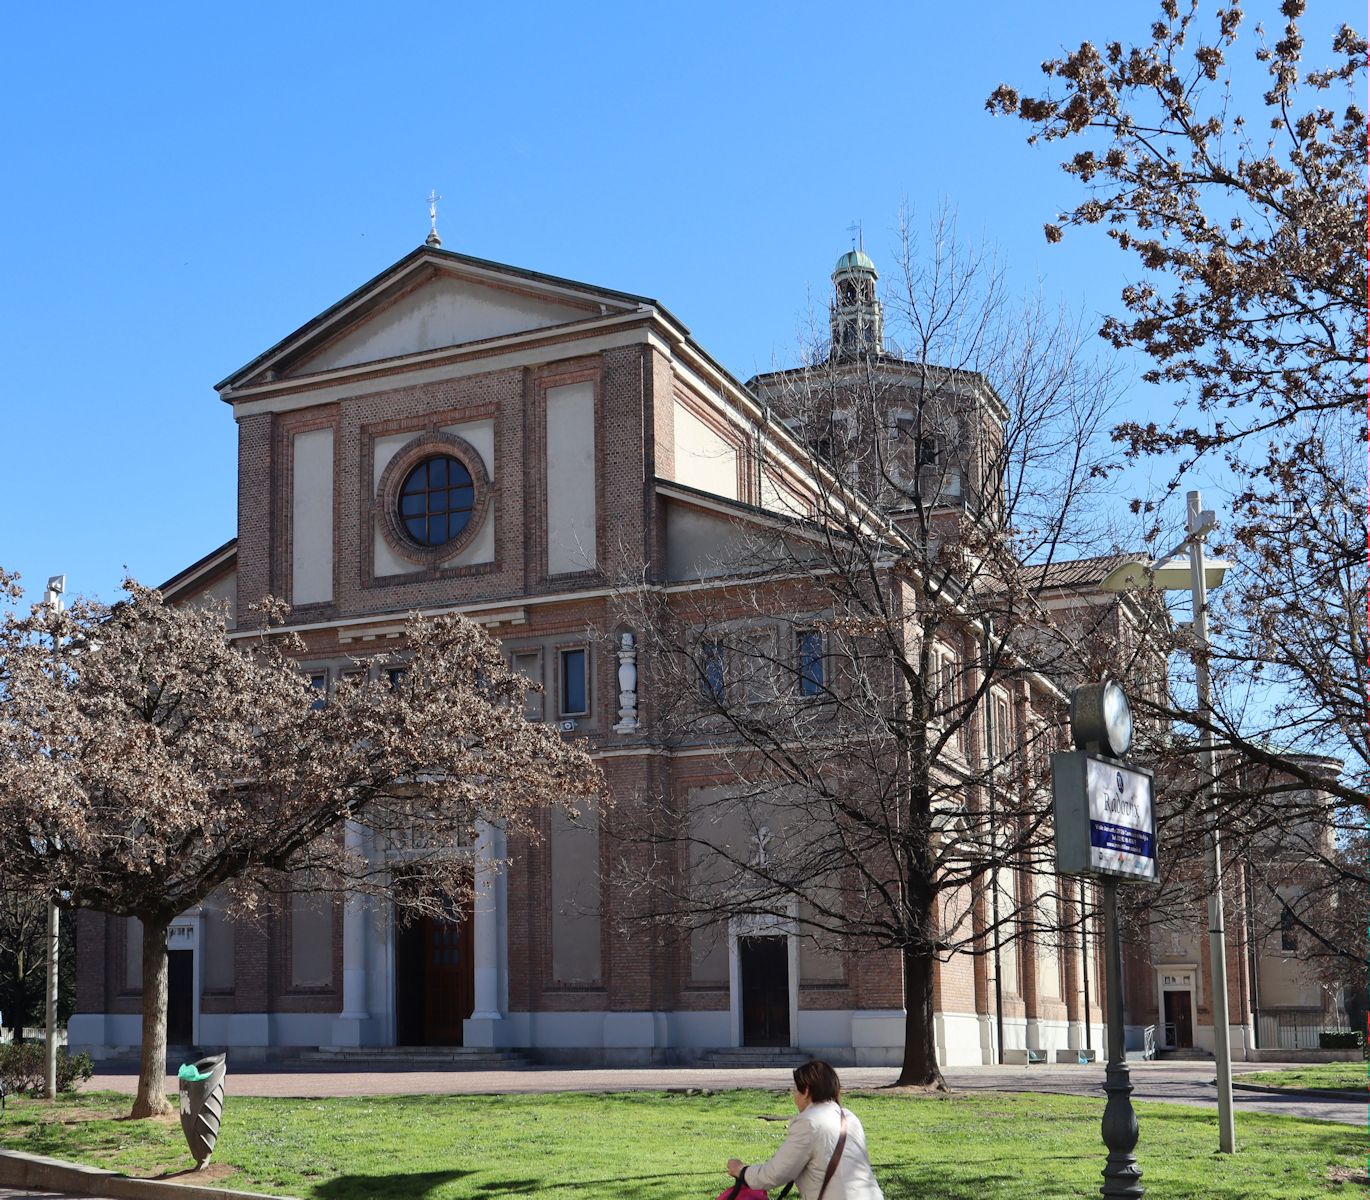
[1102,680,1133,757]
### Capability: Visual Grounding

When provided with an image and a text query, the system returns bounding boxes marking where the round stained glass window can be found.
[397,454,475,547]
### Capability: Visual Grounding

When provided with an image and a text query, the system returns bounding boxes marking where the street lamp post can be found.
[42,574,65,1102]
[1102,488,1237,1154]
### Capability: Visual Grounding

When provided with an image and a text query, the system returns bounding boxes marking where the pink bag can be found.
[715,1188,768,1200]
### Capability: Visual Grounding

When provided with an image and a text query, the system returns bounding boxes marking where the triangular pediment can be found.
[294,272,603,374]
[219,247,654,393]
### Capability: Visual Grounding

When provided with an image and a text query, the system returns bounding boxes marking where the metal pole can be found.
[983,625,1005,1064]
[1100,876,1143,1197]
[43,578,64,1101]
[44,904,58,1099]
[1187,490,1236,1153]
[1080,885,1093,1052]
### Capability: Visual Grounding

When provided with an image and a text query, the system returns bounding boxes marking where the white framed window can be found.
[797,630,825,697]
[559,647,589,717]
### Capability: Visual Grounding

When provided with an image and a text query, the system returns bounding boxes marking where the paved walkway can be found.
[0,1192,120,1199]
[84,1059,1365,1125]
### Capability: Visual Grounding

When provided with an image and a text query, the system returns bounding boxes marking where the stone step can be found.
[296,1046,530,1069]
[701,1048,813,1067]
[1155,1047,1213,1061]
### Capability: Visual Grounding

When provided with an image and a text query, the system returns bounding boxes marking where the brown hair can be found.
[793,1060,841,1104]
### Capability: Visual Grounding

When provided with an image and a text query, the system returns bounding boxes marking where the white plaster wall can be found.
[372,419,495,575]
[1258,954,1323,1007]
[796,1009,853,1047]
[545,383,597,574]
[292,428,334,604]
[303,276,592,373]
[183,571,238,630]
[936,1010,987,1066]
[1035,881,1062,1001]
[664,505,759,581]
[758,469,804,517]
[673,401,738,500]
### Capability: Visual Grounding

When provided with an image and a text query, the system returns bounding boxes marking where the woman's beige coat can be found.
[740,1100,884,1200]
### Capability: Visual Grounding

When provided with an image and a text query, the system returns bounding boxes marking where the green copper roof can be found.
[833,249,876,275]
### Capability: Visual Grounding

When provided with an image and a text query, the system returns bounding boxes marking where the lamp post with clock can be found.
[1054,679,1155,1199]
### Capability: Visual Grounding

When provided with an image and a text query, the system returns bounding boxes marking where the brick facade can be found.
[70,244,1134,1066]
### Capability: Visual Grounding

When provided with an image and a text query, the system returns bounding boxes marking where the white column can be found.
[495,824,510,1016]
[464,821,505,1047]
[334,822,370,1046]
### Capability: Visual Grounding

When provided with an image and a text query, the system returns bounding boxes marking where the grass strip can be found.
[0,1088,1363,1199]
[1241,1062,1367,1093]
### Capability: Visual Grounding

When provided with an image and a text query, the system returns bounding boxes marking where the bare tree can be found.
[612,211,1130,1088]
[0,578,598,1117]
[990,0,1367,976]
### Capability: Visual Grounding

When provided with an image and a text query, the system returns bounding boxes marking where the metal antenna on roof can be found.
[846,220,864,252]
[425,190,443,248]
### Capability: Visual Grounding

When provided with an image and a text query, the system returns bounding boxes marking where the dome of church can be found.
[833,249,877,275]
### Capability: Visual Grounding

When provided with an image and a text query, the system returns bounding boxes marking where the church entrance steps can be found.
[1155,1047,1213,1062]
[700,1048,813,1068]
[295,1047,530,1069]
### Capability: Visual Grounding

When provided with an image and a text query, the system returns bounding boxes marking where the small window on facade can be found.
[560,648,588,716]
[1280,907,1298,952]
[387,666,408,689]
[513,650,544,721]
[701,641,726,706]
[797,631,824,696]
[307,671,328,710]
[994,697,1012,758]
[939,657,958,705]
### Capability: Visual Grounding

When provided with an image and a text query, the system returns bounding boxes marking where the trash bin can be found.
[177,1053,227,1168]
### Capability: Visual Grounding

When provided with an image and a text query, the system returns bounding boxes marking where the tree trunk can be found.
[130,915,171,1118]
[896,944,947,1089]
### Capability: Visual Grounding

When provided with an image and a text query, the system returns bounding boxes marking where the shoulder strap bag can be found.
[728,1107,847,1200]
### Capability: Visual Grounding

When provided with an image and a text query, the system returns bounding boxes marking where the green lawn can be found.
[0,1089,1363,1199]
[1242,1062,1367,1093]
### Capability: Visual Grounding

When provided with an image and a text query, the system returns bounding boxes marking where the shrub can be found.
[0,1043,94,1096]
[1318,1031,1365,1053]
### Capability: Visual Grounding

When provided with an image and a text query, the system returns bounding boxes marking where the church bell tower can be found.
[829,245,883,362]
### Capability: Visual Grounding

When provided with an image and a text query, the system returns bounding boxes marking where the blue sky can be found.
[0,1,1353,608]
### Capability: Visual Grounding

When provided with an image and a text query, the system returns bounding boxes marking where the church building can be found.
[69,232,1330,1066]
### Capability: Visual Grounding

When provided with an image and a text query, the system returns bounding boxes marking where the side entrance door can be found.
[166,949,194,1045]
[740,936,790,1048]
[1163,990,1194,1048]
[396,903,474,1046]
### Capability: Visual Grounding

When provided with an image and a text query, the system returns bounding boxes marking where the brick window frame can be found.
[375,432,491,569]
[555,644,592,720]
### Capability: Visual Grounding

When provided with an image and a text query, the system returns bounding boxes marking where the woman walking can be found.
[725,1060,884,1199]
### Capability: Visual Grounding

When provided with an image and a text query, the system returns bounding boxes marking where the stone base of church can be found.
[68,1006,1091,1069]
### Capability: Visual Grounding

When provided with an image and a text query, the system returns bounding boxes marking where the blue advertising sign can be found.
[1051,751,1158,882]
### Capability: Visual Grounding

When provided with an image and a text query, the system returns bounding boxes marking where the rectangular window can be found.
[939,656,958,706]
[387,666,408,689]
[1280,907,1298,952]
[993,696,1012,759]
[307,671,328,710]
[560,648,588,716]
[797,631,824,696]
[701,640,726,706]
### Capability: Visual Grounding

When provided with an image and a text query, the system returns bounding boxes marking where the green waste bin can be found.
[178,1053,227,1168]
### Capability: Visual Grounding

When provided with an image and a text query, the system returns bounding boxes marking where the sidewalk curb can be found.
[1230,1081,1366,1102]
[0,1149,300,1200]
